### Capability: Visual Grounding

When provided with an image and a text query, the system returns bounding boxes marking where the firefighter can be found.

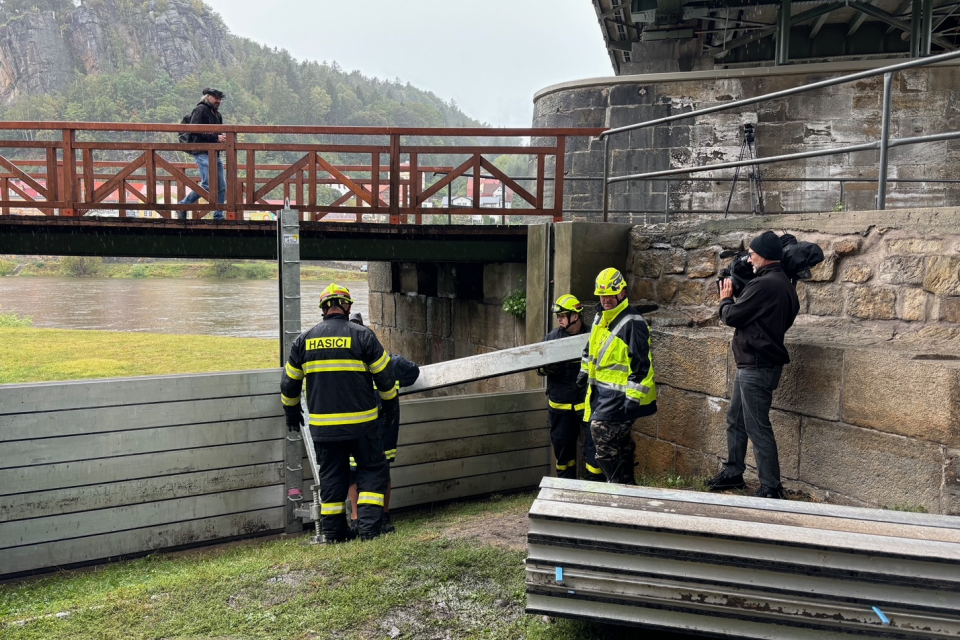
[538,294,604,481]
[281,283,398,543]
[580,268,657,485]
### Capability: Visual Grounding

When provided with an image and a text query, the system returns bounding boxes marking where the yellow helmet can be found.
[319,283,353,310]
[552,294,583,315]
[594,268,627,296]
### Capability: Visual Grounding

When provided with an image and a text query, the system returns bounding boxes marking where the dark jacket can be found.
[281,314,397,442]
[393,355,421,388]
[187,100,223,149]
[539,323,588,407]
[719,263,801,368]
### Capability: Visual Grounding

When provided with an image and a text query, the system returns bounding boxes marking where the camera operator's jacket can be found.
[538,324,589,411]
[720,263,800,368]
[580,298,657,423]
[281,315,397,442]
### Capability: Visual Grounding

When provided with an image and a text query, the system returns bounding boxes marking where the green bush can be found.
[0,260,16,276]
[207,260,242,279]
[129,264,149,278]
[238,262,274,279]
[502,288,526,318]
[60,256,103,277]
[0,308,32,327]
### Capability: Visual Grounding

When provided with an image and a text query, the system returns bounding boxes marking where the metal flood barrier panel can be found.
[0,372,549,577]
[526,478,960,639]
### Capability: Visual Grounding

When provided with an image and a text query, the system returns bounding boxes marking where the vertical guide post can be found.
[776,0,791,66]
[921,0,934,56]
[877,72,893,210]
[601,136,610,222]
[278,207,304,534]
[911,0,922,57]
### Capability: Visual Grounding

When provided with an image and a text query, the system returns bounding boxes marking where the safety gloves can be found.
[284,405,304,433]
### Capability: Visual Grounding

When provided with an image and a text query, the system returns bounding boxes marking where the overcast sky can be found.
[199,0,613,127]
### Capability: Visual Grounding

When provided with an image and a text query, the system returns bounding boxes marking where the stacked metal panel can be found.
[526,478,960,639]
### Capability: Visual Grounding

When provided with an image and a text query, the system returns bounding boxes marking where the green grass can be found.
[8,259,366,281]
[0,328,276,383]
[0,494,603,640]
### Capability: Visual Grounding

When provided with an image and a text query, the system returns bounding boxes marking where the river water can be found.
[0,277,369,339]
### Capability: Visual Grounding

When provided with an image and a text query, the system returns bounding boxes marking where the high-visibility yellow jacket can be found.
[281,315,397,442]
[580,298,657,423]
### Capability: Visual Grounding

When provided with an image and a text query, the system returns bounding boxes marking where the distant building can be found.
[440,195,473,207]
[466,178,514,208]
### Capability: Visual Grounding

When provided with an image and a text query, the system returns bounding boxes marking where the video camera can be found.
[717,233,825,298]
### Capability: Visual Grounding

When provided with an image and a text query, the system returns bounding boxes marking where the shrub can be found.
[60,256,103,277]
[129,265,149,278]
[240,262,274,279]
[208,260,242,279]
[502,288,526,318]
[0,308,32,327]
[0,260,16,276]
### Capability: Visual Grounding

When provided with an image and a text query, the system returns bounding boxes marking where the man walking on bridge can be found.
[539,294,603,481]
[281,284,398,543]
[580,269,657,485]
[178,88,227,220]
[709,231,800,500]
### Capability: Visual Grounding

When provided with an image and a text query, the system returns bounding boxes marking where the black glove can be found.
[381,397,399,428]
[284,405,304,433]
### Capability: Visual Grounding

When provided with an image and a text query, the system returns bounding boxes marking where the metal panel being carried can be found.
[526,478,960,639]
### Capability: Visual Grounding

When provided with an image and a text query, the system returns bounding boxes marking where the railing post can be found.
[601,136,610,222]
[878,72,893,210]
[60,128,76,216]
[911,0,922,57]
[921,0,934,56]
[776,0,791,66]
[553,135,566,222]
[225,131,238,221]
[389,133,400,224]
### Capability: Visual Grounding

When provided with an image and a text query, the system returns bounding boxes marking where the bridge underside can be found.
[0,217,527,262]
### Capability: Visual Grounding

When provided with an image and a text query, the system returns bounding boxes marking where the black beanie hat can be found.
[750,230,783,261]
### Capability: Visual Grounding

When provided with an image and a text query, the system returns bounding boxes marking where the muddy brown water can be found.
[0,277,369,338]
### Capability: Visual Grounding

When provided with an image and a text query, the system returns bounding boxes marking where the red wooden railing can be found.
[0,123,604,223]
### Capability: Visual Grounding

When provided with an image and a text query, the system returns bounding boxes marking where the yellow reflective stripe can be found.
[285,362,304,380]
[369,352,391,374]
[556,459,577,471]
[303,359,366,373]
[598,363,630,374]
[309,407,379,426]
[357,492,385,506]
[574,403,585,411]
[281,393,300,407]
[549,400,573,411]
[385,448,397,461]
[586,463,603,475]
[320,502,345,515]
[349,456,357,469]
[379,386,398,401]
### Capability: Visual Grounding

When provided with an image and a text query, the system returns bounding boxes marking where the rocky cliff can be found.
[0,0,235,105]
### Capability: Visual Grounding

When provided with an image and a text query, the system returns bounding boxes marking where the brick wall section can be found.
[367,262,527,396]
[532,65,960,223]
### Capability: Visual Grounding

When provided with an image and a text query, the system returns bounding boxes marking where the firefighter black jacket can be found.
[539,323,588,406]
[281,314,397,442]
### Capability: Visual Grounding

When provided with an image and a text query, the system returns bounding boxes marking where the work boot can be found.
[348,518,358,534]
[706,470,745,491]
[320,528,358,544]
[380,512,395,534]
[360,531,381,542]
[754,484,786,499]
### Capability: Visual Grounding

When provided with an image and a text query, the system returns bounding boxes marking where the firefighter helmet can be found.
[319,283,353,310]
[594,268,627,296]
[551,294,583,315]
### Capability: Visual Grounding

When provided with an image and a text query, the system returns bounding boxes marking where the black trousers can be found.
[548,408,604,481]
[316,431,388,539]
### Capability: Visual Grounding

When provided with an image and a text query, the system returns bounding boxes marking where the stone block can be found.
[629,278,656,302]
[664,249,687,274]
[652,329,730,397]
[367,262,394,293]
[744,409,800,480]
[941,297,960,323]
[368,292,384,325]
[657,277,681,304]
[428,337,455,364]
[924,255,960,296]
[426,297,451,338]
[656,385,709,451]
[900,288,927,322]
[806,284,844,316]
[879,255,926,285]
[675,446,718,477]
[437,264,457,299]
[840,263,873,283]
[483,263,525,302]
[832,237,861,256]
[704,396,731,459]
[807,253,837,282]
[687,248,718,278]
[632,249,668,278]
[633,432,676,477]
[799,418,943,512]
[716,232,747,250]
[393,329,427,364]
[400,263,418,294]
[887,237,944,254]
[846,286,896,320]
[945,449,960,516]
[774,343,843,421]
[842,348,960,446]
[382,294,396,327]
[395,294,427,333]
[682,232,711,249]
[676,278,707,306]
[634,413,659,438]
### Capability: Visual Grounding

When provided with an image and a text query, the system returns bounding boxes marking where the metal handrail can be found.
[599,48,960,221]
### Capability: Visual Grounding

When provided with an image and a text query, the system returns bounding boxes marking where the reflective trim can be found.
[321,502,346,515]
[309,406,379,426]
[585,463,603,475]
[357,491,385,506]
[385,448,397,461]
[369,352,391,374]
[574,403,585,411]
[627,380,651,395]
[556,459,577,471]
[379,386,398,401]
[285,362,304,380]
[597,363,630,374]
[595,313,644,366]
[281,393,300,407]
[549,400,573,411]
[349,456,357,469]
[303,359,366,374]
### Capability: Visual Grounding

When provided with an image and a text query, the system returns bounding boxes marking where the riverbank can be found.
[0,258,366,281]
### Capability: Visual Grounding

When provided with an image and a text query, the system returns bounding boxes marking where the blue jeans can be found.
[723,367,783,489]
[180,152,226,219]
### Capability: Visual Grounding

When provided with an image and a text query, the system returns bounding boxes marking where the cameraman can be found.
[709,231,800,499]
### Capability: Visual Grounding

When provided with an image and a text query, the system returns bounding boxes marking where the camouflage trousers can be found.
[589,419,637,485]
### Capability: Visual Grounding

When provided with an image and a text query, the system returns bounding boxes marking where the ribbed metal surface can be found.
[526,478,960,638]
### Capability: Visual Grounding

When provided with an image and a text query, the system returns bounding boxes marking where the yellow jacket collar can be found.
[598,298,630,328]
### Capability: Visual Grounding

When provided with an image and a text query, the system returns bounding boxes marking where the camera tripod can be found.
[724,124,765,217]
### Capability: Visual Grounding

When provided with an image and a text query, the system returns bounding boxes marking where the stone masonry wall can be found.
[532,63,960,223]
[367,261,527,396]
[621,210,960,514]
